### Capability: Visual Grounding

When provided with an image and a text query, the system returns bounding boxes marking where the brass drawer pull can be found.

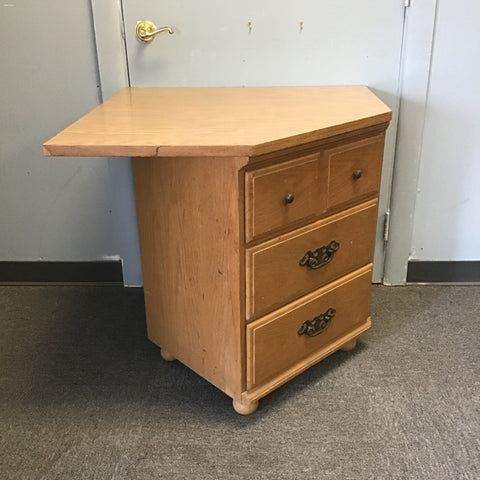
[299,240,340,270]
[298,308,336,337]
[353,169,362,179]
[285,193,295,204]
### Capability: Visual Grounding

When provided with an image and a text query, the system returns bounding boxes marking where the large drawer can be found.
[246,199,377,320]
[245,153,328,242]
[246,266,372,389]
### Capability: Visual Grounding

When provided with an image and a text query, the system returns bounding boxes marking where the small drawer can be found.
[246,200,377,320]
[245,153,328,242]
[246,267,372,389]
[327,135,385,209]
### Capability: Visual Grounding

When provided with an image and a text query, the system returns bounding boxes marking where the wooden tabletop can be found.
[43,86,392,158]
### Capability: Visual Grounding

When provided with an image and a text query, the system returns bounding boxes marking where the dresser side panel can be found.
[132,156,248,398]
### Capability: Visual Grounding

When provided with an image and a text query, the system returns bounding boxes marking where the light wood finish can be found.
[327,134,385,209]
[160,349,176,362]
[44,87,391,414]
[246,199,378,320]
[245,153,328,242]
[43,87,391,158]
[339,338,357,351]
[232,398,259,416]
[132,155,248,399]
[246,266,372,389]
[242,317,372,405]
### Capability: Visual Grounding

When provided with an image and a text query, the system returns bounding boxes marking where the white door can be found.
[410,0,480,262]
[118,0,407,282]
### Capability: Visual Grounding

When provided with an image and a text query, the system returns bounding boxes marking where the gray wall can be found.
[1,1,478,286]
[0,1,141,284]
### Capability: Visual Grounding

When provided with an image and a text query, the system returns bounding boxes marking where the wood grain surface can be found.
[327,134,385,209]
[243,316,371,404]
[245,152,329,242]
[43,86,392,158]
[246,265,373,389]
[132,155,249,399]
[245,199,378,320]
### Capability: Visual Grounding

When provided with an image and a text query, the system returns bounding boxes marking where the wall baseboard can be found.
[3,260,478,286]
[407,261,480,284]
[0,261,123,285]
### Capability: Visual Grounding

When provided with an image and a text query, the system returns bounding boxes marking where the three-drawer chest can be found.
[44,86,392,414]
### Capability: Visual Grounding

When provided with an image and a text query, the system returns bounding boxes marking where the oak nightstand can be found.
[44,86,391,414]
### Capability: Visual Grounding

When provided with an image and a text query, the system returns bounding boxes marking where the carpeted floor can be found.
[0,284,479,479]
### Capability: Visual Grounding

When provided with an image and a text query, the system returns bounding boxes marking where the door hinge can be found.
[383,210,391,243]
[404,0,411,7]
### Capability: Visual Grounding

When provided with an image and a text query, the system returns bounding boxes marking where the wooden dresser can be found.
[44,87,391,414]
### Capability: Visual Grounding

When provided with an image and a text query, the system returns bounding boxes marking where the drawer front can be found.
[246,200,377,320]
[327,135,384,209]
[245,153,328,242]
[247,267,372,389]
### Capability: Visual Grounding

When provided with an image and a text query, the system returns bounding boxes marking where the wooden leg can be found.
[340,338,357,351]
[160,348,176,361]
[233,398,259,415]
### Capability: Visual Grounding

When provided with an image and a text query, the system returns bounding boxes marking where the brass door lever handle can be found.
[136,21,174,42]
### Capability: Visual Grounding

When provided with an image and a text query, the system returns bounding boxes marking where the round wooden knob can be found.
[285,193,295,204]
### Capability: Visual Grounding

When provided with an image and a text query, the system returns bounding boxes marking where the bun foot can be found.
[160,348,176,361]
[340,338,357,351]
[233,398,258,415]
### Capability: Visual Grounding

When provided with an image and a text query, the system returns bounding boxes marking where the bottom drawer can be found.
[246,265,372,389]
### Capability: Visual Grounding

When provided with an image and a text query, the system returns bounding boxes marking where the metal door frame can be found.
[383,0,439,285]
[90,0,129,100]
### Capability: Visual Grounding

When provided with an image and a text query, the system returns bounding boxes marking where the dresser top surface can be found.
[44,86,391,158]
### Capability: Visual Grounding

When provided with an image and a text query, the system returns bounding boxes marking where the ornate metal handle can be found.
[299,240,340,270]
[298,308,336,337]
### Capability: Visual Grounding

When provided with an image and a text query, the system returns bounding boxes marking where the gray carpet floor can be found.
[0,284,479,479]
